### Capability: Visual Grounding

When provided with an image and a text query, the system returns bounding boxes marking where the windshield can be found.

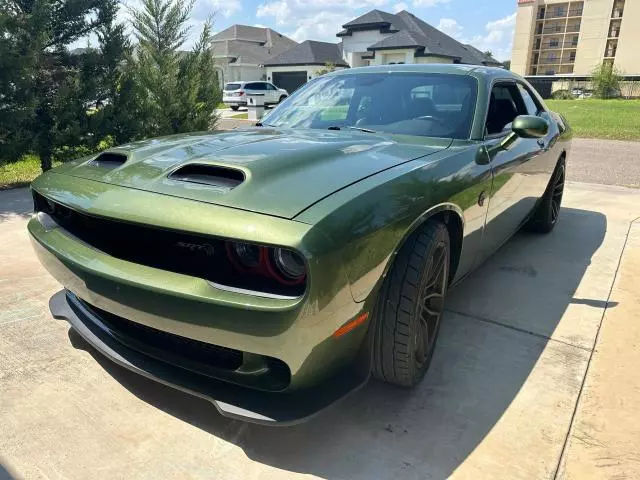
[262,72,477,139]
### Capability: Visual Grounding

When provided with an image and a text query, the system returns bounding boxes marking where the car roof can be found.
[225,81,269,86]
[326,63,522,81]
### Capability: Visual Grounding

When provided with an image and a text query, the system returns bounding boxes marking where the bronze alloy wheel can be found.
[372,221,450,387]
[550,163,565,225]
[525,157,566,234]
[415,241,448,370]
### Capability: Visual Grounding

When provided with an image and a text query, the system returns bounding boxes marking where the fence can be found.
[525,75,640,99]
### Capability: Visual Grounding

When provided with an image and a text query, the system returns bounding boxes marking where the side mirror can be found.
[512,115,549,139]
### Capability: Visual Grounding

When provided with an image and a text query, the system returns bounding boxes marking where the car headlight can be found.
[272,248,306,280]
[232,242,261,269]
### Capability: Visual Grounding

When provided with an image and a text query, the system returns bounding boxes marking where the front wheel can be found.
[372,221,450,387]
[230,105,239,111]
[525,158,565,233]
[278,95,287,103]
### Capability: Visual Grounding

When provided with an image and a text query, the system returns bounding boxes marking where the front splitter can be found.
[49,289,369,426]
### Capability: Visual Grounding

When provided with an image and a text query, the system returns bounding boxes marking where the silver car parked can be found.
[222,81,289,111]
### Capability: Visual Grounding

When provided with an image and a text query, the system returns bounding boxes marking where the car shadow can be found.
[68,206,606,479]
[0,187,32,223]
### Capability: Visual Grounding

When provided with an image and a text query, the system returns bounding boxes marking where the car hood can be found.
[59,128,451,219]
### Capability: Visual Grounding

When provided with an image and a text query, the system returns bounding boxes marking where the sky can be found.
[111,0,518,61]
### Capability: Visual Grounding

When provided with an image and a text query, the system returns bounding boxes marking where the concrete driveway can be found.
[1,181,639,479]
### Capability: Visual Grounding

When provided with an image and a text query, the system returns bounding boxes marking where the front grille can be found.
[32,191,305,297]
[78,298,243,372]
[34,190,228,282]
[72,296,291,391]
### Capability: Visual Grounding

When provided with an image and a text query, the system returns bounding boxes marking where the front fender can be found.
[296,143,489,303]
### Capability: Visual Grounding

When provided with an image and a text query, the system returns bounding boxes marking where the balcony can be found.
[609,29,620,38]
[567,8,583,17]
[566,23,581,33]
[546,9,568,19]
[541,25,566,34]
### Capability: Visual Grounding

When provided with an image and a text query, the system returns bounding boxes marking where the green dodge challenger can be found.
[29,65,571,424]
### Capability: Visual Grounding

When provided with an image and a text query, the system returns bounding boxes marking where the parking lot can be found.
[1,152,640,479]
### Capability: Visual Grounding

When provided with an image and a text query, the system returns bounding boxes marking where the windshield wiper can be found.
[256,122,276,127]
[327,126,377,133]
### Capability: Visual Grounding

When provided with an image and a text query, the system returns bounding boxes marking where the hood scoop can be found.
[89,152,128,169]
[168,164,245,190]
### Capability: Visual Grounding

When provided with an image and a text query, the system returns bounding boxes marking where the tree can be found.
[0,0,115,170]
[591,62,622,99]
[620,80,640,100]
[316,62,337,76]
[81,0,143,147]
[502,60,511,70]
[128,0,220,137]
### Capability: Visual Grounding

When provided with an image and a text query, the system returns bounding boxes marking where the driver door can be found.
[481,82,552,257]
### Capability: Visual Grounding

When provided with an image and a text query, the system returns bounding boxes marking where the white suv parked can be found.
[222,81,289,110]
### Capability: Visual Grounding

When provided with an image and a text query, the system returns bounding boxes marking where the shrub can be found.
[552,90,574,100]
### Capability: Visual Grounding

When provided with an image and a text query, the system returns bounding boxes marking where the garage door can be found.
[272,71,308,94]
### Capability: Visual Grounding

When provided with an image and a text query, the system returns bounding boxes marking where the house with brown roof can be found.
[262,40,349,92]
[211,25,298,86]
[338,9,502,68]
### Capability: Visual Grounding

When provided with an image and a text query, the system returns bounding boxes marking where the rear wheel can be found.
[279,95,287,103]
[230,106,239,111]
[525,158,565,233]
[372,221,450,387]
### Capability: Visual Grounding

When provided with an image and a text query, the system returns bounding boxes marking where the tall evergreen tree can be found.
[83,0,143,146]
[129,0,220,137]
[0,0,114,170]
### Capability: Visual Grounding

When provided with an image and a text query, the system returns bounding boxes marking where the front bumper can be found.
[51,289,370,425]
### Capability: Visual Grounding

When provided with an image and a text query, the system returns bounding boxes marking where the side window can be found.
[246,82,265,90]
[485,84,528,135]
[266,83,277,91]
[517,84,541,115]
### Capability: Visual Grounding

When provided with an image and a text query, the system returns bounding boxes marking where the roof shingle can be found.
[263,40,348,67]
[342,9,504,67]
[211,25,297,66]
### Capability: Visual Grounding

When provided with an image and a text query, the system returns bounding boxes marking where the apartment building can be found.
[511,0,639,77]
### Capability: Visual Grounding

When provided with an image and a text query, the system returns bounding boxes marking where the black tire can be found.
[230,106,239,111]
[525,158,565,233]
[372,221,450,387]
[279,95,287,103]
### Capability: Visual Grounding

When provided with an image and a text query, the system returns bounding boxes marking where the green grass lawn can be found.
[0,155,60,190]
[231,112,249,119]
[546,99,640,141]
